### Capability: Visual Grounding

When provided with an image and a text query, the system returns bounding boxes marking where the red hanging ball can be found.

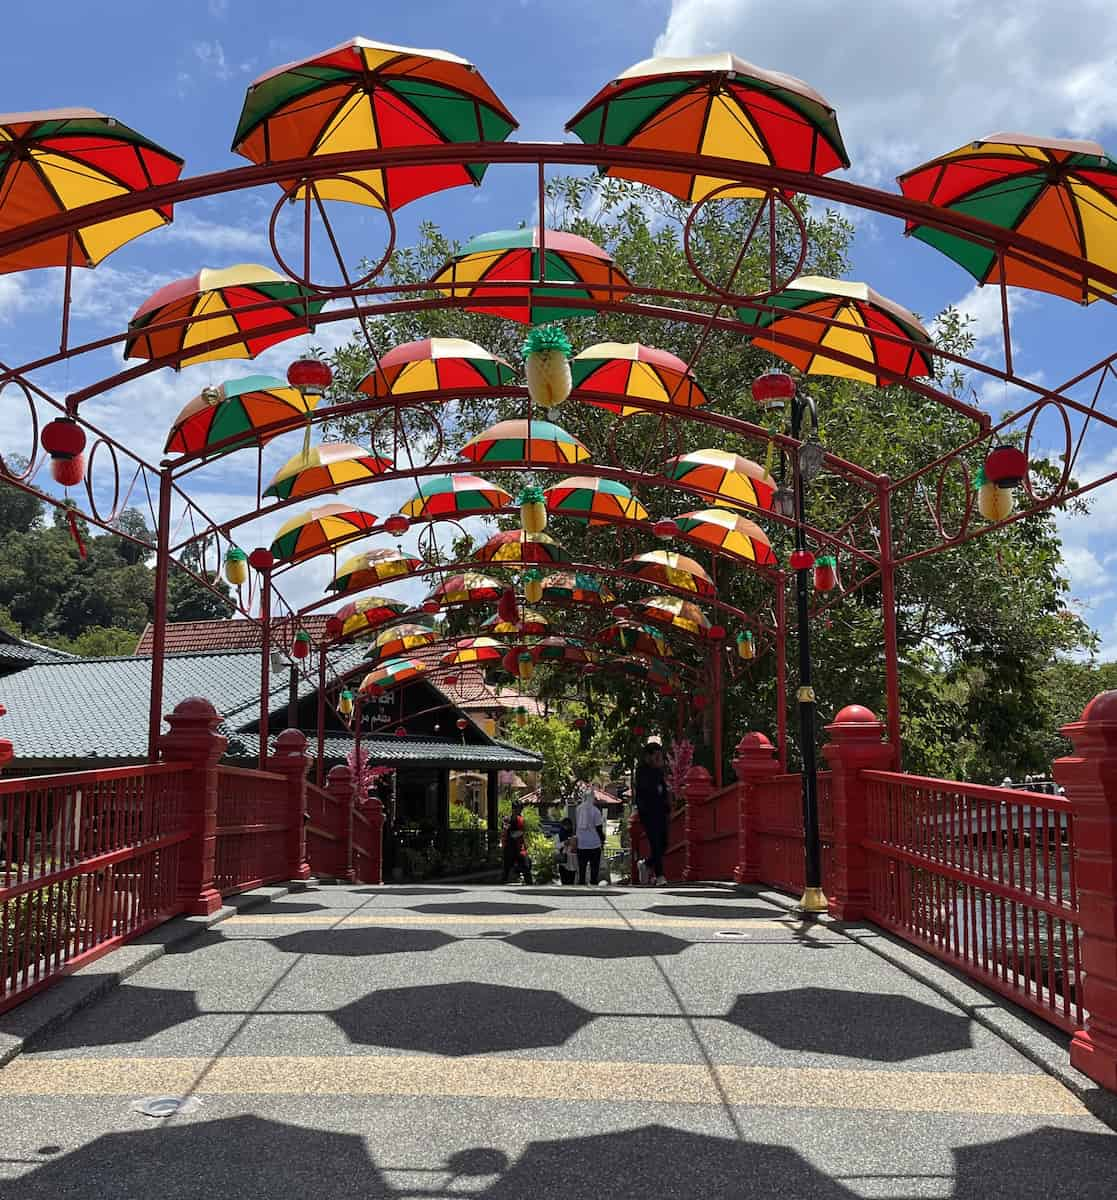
[383,513,409,536]
[653,518,679,540]
[325,616,343,640]
[789,549,815,572]
[456,718,468,731]
[41,416,86,461]
[707,624,726,641]
[632,725,645,737]
[497,586,518,624]
[395,726,407,738]
[422,598,441,615]
[611,604,632,621]
[693,694,707,710]
[573,717,586,729]
[248,547,274,572]
[287,357,332,392]
[984,444,1028,488]
[50,453,85,487]
[443,673,459,687]
[751,371,796,408]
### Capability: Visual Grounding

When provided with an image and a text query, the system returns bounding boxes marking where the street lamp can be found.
[755,371,828,916]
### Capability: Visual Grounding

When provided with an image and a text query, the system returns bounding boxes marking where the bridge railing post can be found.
[683,765,714,881]
[326,764,356,882]
[269,729,312,884]
[1054,691,1117,1091]
[159,698,226,916]
[732,733,779,885]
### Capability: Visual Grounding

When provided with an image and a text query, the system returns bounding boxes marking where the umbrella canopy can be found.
[332,595,411,639]
[544,476,648,525]
[232,37,517,210]
[599,621,670,659]
[359,656,428,693]
[663,448,776,511]
[626,549,716,595]
[269,503,377,563]
[459,419,589,465]
[429,571,502,605]
[330,548,424,593]
[541,571,616,606]
[0,107,183,274]
[639,594,711,636]
[610,654,678,688]
[566,53,848,202]
[264,442,393,500]
[532,636,596,664]
[164,375,318,457]
[368,622,440,661]
[358,336,516,398]
[477,530,568,566]
[674,508,776,566]
[570,342,707,414]
[441,636,506,666]
[400,473,512,520]
[430,227,631,324]
[898,133,1117,303]
[738,275,933,384]
[482,609,550,636]
[125,265,326,365]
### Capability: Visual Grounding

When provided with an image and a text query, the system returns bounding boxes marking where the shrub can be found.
[526,831,556,884]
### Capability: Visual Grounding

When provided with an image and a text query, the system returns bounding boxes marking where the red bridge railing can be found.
[0,762,191,1014]
[214,765,293,896]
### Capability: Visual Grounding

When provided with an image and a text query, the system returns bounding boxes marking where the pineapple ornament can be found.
[523,567,544,604]
[523,324,573,411]
[518,485,547,534]
[975,466,1014,522]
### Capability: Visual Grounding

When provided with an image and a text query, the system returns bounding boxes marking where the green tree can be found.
[166,537,234,623]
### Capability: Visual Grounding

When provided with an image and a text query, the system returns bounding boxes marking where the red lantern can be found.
[573,717,586,729]
[813,555,838,593]
[501,649,522,676]
[653,518,678,539]
[984,444,1028,489]
[708,624,726,641]
[384,513,409,536]
[395,726,407,738]
[611,604,632,621]
[248,547,274,572]
[292,630,311,660]
[456,718,468,731]
[443,673,459,687]
[287,357,333,393]
[693,694,707,710]
[50,455,86,486]
[497,586,518,624]
[422,598,441,615]
[633,725,645,737]
[42,417,87,486]
[789,549,815,572]
[325,616,343,640]
[751,370,796,408]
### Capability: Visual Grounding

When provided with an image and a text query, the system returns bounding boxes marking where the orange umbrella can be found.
[265,442,393,500]
[626,550,715,596]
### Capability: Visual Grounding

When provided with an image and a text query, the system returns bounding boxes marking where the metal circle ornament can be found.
[798,438,826,485]
[370,401,445,470]
[0,377,39,481]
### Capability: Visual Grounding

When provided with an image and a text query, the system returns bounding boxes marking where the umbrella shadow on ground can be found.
[951,1126,1117,1199]
[516,888,628,898]
[645,904,785,921]
[26,985,205,1053]
[350,886,467,896]
[236,901,332,916]
[332,981,591,1055]
[502,927,692,959]
[662,889,756,900]
[267,927,457,957]
[725,986,973,1062]
[409,902,555,916]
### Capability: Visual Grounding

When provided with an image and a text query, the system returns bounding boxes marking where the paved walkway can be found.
[0,884,1114,1198]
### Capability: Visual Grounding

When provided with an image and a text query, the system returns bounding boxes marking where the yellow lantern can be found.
[975,467,1014,522]
[524,568,544,604]
[224,546,248,587]
[515,705,528,728]
[518,651,534,682]
[736,630,756,660]
[338,689,354,718]
[518,485,547,534]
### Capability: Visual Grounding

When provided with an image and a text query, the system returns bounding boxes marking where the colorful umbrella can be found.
[165,375,318,457]
[368,622,440,661]
[482,609,550,636]
[232,37,517,210]
[476,530,569,566]
[125,265,326,365]
[332,595,411,639]
[898,133,1117,303]
[269,503,378,563]
[737,276,933,384]
[264,442,393,500]
[330,548,424,593]
[639,595,710,636]
[544,476,648,526]
[610,655,678,688]
[0,107,183,274]
[429,572,502,606]
[359,656,428,694]
[626,549,716,596]
[541,571,616,607]
[663,449,776,511]
[441,636,507,666]
[431,227,631,324]
[570,342,707,414]
[566,53,848,202]
[531,636,596,665]
[674,508,776,566]
[599,621,670,659]
[358,336,516,398]
[401,474,512,520]
[459,419,589,465]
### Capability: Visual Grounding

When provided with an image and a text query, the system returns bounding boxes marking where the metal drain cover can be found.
[714,930,750,940]
[132,1095,202,1119]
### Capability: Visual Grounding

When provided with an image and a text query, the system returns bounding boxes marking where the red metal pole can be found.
[878,480,902,767]
[146,467,173,762]
[316,645,327,787]
[775,576,788,771]
[258,568,272,771]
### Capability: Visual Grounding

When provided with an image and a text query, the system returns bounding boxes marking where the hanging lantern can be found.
[224,547,249,586]
[523,568,544,604]
[736,630,756,660]
[518,485,548,534]
[497,586,519,624]
[523,324,573,409]
[789,548,815,572]
[515,705,528,728]
[287,357,333,394]
[813,555,838,592]
[395,726,407,738]
[975,466,1014,521]
[518,651,534,682]
[41,417,87,486]
[325,615,343,640]
[573,717,586,729]
[248,547,274,572]
[338,689,354,717]
[422,598,441,615]
[658,684,673,696]
[708,624,726,641]
[456,717,468,731]
[611,603,632,621]
[653,518,679,540]
[751,370,796,410]
[771,486,795,519]
[292,630,311,660]
[984,444,1028,489]
[384,513,409,536]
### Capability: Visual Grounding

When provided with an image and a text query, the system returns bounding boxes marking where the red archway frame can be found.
[1,141,1115,776]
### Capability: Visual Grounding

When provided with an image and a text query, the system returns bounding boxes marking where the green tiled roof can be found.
[226,733,542,771]
[0,632,75,667]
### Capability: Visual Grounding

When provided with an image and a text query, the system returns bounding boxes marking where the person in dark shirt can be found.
[501,800,533,885]
[634,743,669,885]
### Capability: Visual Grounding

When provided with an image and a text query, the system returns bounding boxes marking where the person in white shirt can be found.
[574,784,605,885]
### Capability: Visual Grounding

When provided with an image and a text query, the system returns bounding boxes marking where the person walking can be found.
[501,800,533,885]
[556,816,577,885]
[574,784,605,885]
[635,742,669,886]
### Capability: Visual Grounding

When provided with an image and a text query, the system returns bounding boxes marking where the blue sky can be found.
[2,0,1117,649]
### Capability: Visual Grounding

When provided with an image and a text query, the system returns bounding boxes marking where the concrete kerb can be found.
[0,880,309,1070]
[680,880,1117,1132]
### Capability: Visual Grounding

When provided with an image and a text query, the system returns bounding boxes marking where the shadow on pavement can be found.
[333,981,591,1054]
[236,901,332,916]
[503,927,692,959]
[350,886,467,896]
[28,985,203,1052]
[516,888,629,898]
[725,986,973,1061]
[409,902,555,916]
[645,904,784,921]
[952,1126,1117,1199]
[268,928,456,958]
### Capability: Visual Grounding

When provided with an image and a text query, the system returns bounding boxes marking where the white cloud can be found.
[193,41,234,82]
[159,213,267,255]
[654,1,1117,182]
